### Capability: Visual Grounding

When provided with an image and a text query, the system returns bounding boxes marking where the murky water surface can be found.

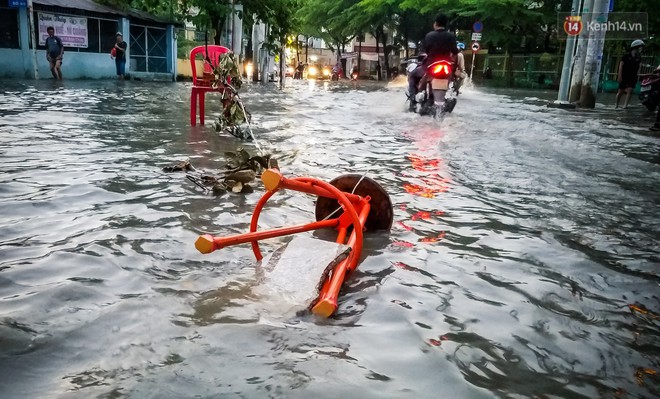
[1,78,658,398]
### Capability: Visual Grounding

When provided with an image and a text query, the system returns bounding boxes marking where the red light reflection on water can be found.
[420,176,450,191]
[410,210,445,221]
[403,183,442,198]
[392,261,413,270]
[419,231,446,243]
[411,211,431,221]
[398,130,451,248]
[428,335,449,347]
[408,154,441,172]
[390,240,415,248]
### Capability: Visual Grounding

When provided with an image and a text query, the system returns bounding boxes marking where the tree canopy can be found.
[100,0,656,58]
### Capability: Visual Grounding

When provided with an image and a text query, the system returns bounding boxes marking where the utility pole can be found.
[260,23,270,84]
[279,44,285,89]
[28,0,38,79]
[251,22,262,82]
[550,0,580,108]
[569,0,595,103]
[579,0,609,108]
[357,34,362,76]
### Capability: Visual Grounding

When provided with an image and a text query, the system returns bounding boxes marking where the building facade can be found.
[0,0,178,80]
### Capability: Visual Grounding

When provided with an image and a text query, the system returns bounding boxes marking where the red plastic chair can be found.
[190,45,230,126]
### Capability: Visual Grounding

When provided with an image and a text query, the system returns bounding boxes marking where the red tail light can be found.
[428,61,451,78]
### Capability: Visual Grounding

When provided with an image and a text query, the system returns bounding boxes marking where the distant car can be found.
[307,64,331,80]
[268,67,279,82]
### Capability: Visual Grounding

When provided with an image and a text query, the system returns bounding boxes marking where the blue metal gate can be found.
[129,24,167,73]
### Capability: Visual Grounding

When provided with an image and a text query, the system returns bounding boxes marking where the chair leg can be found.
[190,89,197,126]
[200,92,205,125]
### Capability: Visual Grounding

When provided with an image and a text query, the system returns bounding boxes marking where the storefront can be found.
[0,0,178,80]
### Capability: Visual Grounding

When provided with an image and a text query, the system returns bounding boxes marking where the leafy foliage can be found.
[212,52,243,90]
[298,0,361,58]
[210,53,252,140]
[97,0,181,20]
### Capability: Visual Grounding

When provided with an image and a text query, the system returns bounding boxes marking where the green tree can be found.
[352,0,403,79]
[298,0,361,64]
[614,0,658,53]
[262,0,301,88]
[97,0,181,20]
[396,8,437,57]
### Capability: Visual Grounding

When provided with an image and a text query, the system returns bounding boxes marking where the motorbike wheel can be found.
[443,98,457,113]
[431,89,448,117]
[419,92,435,116]
[641,91,660,112]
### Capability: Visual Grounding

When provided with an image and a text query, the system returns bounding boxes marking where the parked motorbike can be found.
[639,66,660,112]
[406,59,457,117]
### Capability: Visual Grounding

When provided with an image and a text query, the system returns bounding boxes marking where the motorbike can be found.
[331,68,341,81]
[406,59,457,117]
[639,66,660,112]
[351,70,359,80]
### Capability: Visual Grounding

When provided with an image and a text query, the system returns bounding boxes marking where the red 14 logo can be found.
[564,16,583,36]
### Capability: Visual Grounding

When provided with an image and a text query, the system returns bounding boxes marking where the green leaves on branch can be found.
[211,53,252,140]
[212,52,243,90]
[298,0,360,52]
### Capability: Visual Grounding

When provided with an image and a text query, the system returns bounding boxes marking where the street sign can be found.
[471,42,480,52]
[471,33,482,41]
[9,0,27,7]
[472,21,483,33]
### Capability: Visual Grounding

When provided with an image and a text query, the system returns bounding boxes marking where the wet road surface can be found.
[0,78,659,398]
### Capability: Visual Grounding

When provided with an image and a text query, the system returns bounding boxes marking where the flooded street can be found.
[1,78,658,398]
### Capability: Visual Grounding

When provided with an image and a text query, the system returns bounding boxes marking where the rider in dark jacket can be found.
[423,14,458,66]
[407,13,458,111]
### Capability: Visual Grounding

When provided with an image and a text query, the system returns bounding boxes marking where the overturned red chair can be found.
[189,45,230,126]
[195,168,393,317]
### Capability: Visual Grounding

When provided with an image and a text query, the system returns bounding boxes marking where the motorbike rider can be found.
[454,42,466,94]
[332,62,343,79]
[409,13,458,109]
[406,53,428,111]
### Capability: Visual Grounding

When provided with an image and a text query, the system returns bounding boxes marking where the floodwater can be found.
[0,77,658,398]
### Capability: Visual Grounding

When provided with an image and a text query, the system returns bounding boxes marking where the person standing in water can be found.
[45,26,63,80]
[616,39,644,109]
[113,32,128,80]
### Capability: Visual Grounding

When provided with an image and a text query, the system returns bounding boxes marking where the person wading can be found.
[616,39,645,109]
[45,26,64,80]
[113,32,128,80]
